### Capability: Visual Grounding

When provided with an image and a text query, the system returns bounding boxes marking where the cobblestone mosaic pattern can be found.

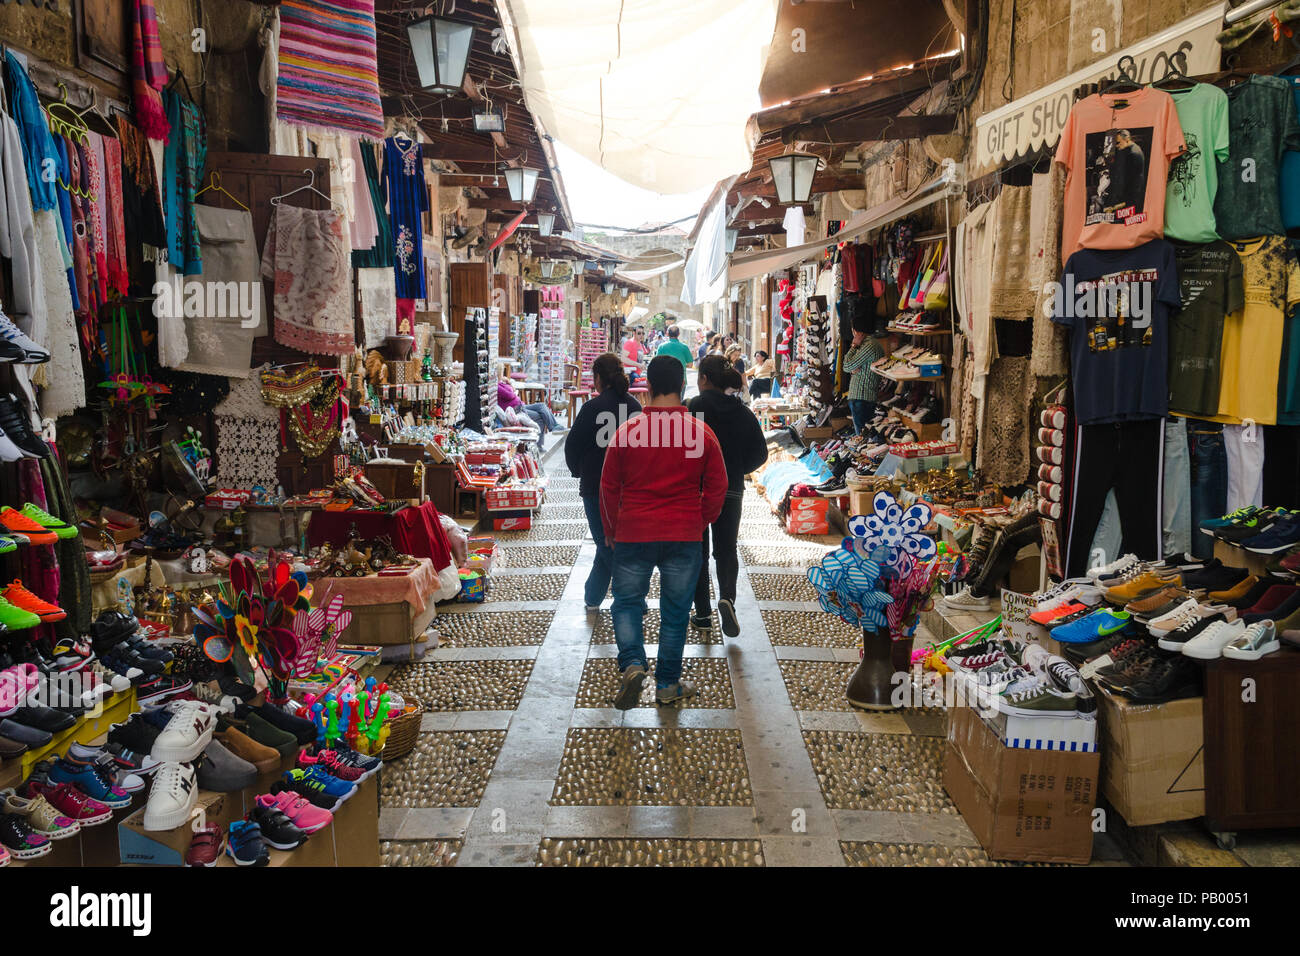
[551,728,753,807]
[761,609,862,648]
[737,522,822,543]
[499,545,580,568]
[840,842,1002,867]
[803,731,955,813]
[434,609,554,647]
[779,660,857,711]
[538,838,764,866]
[381,839,462,867]
[740,543,831,569]
[486,573,568,603]
[388,660,534,711]
[493,522,589,542]
[574,657,735,709]
[536,504,587,520]
[591,609,722,646]
[749,572,818,602]
[379,731,506,807]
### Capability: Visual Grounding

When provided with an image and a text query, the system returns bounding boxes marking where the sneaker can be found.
[300,740,381,776]
[1029,601,1088,626]
[1154,552,1208,572]
[21,780,112,826]
[46,759,132,809]
[1241,585,1300,625]
[1061,631,1131,665]
[1087,553,1139,580]
[64,744,146,793]
[296,747,365,782]
[214,728,279,775]
[18,503,77,540]
[717,598,740,637]
[0,595,41,631]
[1050,607,1131,644]
[102,742,162,776]
[1185,562,1250,593]
[136,675,192,705]
[142,762,198,831]
[256,791,332,834]
[1124,586,1191,618]
[192,682,239,715]
[1111,655,1202,703]
[270,774,338,811]
[245,801,307,851]
[252,703,316,745]
[1181,619,1247,660]
[0,813,51,859]
[50,638,94,672]
[225,711,296,758]
[2,789,79,839]
[0,508,56,545]
[1215,507,1289,543]
[997,683,1080,718]
[196,739,258,793]
[280,767,355,811]
[0,315,49,363]
[108,714,162,756]
[1,581,65,623]
[1144,597,1204,633]
[691,614,713,630]
[225,820,269,866]
[91,662,132,694]
[614,663,647,711]
[1222,620,1280,661]
[655,680,697,704]
[942,586,992,610]
[184,824,225,867]
[1105,570,1181,605]
[1199,506,1264,536]
[151,702,216,763]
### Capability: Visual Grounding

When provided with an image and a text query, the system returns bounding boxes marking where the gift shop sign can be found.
[974,3,1225,170]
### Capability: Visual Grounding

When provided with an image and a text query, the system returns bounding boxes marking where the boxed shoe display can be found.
[943,704,1099,865]
[1094,685,1204,826]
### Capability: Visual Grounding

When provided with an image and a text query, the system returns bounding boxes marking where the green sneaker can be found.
[0,595,42,630]
[19,503,77,540]
[996,681,1080,718]
[0,535,18,555]
[1198,506,1262,536]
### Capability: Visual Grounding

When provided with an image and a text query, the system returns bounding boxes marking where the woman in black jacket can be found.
[565,353,642,610]
[687,355,768,636]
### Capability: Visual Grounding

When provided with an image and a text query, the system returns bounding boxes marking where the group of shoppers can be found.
[565,350,766,709]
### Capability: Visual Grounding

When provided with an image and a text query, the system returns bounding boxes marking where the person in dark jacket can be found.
[565,353,642,610]
[687,354,768,636]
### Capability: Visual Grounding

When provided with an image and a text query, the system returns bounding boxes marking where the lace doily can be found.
[215,416,281,489]
[214,364,279,422]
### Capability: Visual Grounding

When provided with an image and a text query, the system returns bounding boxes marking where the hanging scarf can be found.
[131,0,171,140]
[162,88,206,275]
[3,52,59,212]
[84,133,110,306]
[102,137,130,295]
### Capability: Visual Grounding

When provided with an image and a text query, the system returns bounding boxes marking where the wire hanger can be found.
[270,168,338,210]
[194,170,249,211]
[44,82,90,144]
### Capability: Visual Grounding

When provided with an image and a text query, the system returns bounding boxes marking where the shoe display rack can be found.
[537,287,566,403]
[461,308,495,432]
[576,324,606,386]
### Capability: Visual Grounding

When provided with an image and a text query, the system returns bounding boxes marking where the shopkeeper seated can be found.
[497,375,565,449]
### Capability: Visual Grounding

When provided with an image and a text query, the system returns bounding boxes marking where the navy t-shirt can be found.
[1051,240,1180,425]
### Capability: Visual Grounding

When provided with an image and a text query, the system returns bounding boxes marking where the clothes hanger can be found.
[269,168,338,210]
[44,82,90,144]
[194,170,249,211]
[1098,54,1143,94]
[165,69,194,101]
[1153,53,1197,91]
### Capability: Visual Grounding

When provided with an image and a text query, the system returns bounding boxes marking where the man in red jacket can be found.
[600,355,728,708]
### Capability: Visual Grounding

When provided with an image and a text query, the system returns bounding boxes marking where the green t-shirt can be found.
[1212,75,1300,240]
[1165,84,1230,243]
[656,339,695,368]
[1169,240,1243,418]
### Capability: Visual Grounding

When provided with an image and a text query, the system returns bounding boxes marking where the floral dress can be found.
[382,136,428,299]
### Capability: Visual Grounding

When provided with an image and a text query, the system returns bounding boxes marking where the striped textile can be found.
[275,0,384,142]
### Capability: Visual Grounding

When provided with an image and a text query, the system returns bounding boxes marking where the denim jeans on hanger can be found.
[1163,417,1191,557]
[1088,491,1123,573]
[1187,421,1227,559]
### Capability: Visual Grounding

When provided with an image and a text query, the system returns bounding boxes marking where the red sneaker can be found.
[297,747,365,782]
[1029,601,1086,625]
[184,824,225,867]
[21,781,112,826]
[3,581,66,622]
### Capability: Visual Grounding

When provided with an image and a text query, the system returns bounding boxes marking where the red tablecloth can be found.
[306,501,453,571]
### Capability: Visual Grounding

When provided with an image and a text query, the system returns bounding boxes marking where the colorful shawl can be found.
[162,88,206,275]
[275,0,385,142]
[131,0,170,141]
[102,137,129,296]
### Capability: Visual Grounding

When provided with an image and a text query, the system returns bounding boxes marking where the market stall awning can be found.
[619,258,685,283]
[497,0,781,192]
[727,167,957,282]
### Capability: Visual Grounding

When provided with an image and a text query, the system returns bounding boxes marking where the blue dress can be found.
[382,136,428,299]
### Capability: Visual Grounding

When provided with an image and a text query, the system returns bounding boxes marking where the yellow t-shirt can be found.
[1208,235,1300,426]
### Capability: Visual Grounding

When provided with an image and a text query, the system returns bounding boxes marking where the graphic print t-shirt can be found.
[1278,78,1300,230]
[1165,84,1231,243]
[1213,76,1300,240]
[1056,88,1185,261]
[1169,241,1243,418]
[1052,240,1180,425]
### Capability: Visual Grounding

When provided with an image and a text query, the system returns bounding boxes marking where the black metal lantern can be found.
[407,15,476,94]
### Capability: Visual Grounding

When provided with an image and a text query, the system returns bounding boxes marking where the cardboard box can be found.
[952,669,1098,752]
[1095,685,1204,826]
[788,496,830,515]
[493,516,531,531]
[119,791,226,866]
[944,704,1099,864]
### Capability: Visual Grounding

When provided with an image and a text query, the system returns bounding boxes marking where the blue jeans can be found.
[612,540,702,688]
[524,402,559,430]
[849,399,877,435]
[581,495,614,608]
[1163,417,1191,557]
[1188,422,1227,559]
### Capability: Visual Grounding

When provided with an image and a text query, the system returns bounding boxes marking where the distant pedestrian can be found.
[745,350,774,398]
[656,325,695,369]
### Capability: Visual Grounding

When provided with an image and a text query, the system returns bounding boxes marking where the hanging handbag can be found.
[923,244,950,311]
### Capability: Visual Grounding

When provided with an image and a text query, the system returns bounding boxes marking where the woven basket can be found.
[377,694,424,761]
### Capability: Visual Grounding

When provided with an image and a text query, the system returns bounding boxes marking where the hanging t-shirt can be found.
[1279,77,1300,230]
[382,136,429,300]
[1169,241,1243,418]
[1055,88,1185,261]
[1164,83,1230,243]
[1209,235,1300,426]
[783,206,806,247]
[1052,240,1180,425]
[1213,76,1300,240]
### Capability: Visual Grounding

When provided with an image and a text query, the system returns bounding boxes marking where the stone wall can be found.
[587,229,706,326]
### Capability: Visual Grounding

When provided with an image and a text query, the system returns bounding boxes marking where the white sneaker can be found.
[191,682,238,715]
[142,762,198,831]
[150,704,216,762]
[1087,553,1139,580]
[1145,597,1202,632]
[1181,619,1247,660]
[1221,620,1280,661]
[0,312,49,362]
[0,424,31,462]
[942,586,992,610]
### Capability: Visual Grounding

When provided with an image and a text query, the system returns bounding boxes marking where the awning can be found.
[619,258,685,283]
[728,165,958,282]
[624,306,651,325]
[498,0,781,192]
[682,194,729,306]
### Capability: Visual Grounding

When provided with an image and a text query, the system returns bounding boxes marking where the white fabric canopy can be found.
[499,0,780,192]
[619,258,684,283]
[682,195,729,306]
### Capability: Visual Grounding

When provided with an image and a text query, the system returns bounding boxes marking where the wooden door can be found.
[449,261,491,364]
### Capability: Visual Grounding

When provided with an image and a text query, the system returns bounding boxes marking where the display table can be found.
[515,381,548,405]
[309,558,440,647]
[306,500,453,571]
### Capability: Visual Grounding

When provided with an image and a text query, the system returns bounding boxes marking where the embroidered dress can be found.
[260,203,352,355]
[382,136,427,299]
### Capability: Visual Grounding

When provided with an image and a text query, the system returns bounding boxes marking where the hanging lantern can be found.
[602,261,617,277]
[767,152,820,204]
[602,281,615,294]
[504,167,540,203]
[406,16,476,94]
[725,228,739,253]
[540,259,555,278]
[537,212,555,237]
[473,107,505,133]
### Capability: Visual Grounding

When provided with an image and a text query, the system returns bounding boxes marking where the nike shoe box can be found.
[1094,685,1204,826]
[944,703,1099,865]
